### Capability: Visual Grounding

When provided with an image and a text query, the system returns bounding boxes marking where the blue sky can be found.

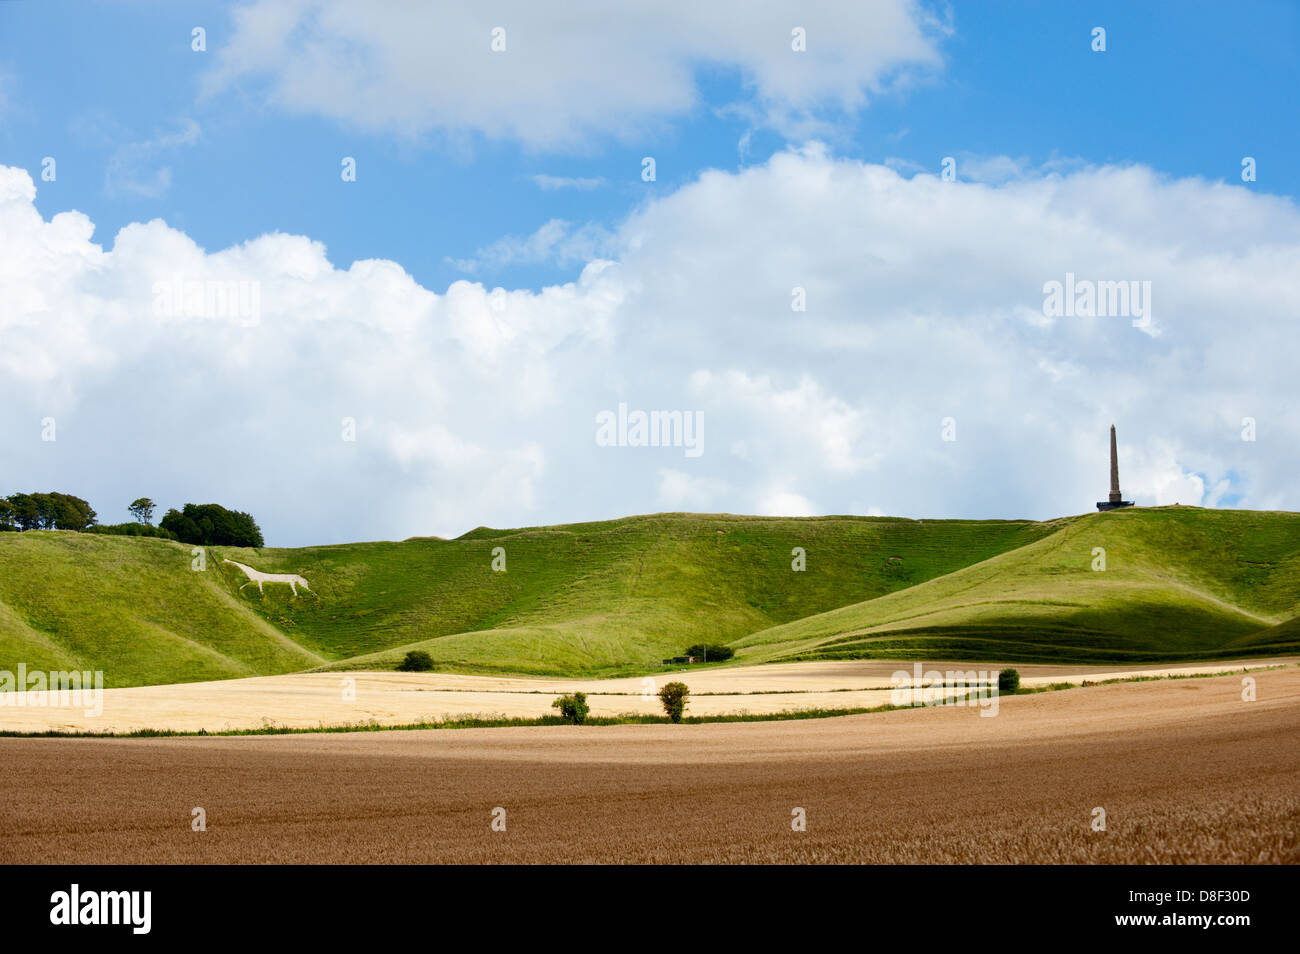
[6,1,1295,291]
[2,1,1299,544]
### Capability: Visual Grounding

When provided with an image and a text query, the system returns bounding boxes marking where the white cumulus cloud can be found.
[4,146,1300,544]
[202,0,945,147]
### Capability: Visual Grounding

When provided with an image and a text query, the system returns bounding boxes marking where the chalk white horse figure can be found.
[224,559,310,596]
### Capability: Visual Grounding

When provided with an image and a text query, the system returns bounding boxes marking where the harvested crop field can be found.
[3,657,1296,734]
[2,669,1298,864]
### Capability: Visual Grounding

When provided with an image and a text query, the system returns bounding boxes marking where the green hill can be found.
[214,513,1056,674]
[0,532,322,686]
[1,507,1297,688]
[734,507,1300,664]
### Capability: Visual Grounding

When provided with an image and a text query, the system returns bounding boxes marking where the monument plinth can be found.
[1096,424,1134,511]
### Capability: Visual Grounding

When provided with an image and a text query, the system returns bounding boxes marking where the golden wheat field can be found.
[1,668,1297,864]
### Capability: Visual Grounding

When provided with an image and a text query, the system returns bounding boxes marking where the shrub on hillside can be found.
[397,650,435,672]
[551,692,590,725]
[658,681,690,723]
[88,522,177,539]
[684,643,734,662]
[998,668,1020,693]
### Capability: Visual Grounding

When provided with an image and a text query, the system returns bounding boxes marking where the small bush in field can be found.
[998,668,1020,693]
[552,692,590,725]
[658,682,690,723]
[397,650,435,672]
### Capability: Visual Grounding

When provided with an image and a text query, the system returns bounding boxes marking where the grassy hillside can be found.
[734,507,1300,664]
[216,513,1057,674]
[1,507,1297,688]
[0,532,322,686]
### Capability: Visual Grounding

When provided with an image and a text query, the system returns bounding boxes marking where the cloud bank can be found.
[3,148,1297,544]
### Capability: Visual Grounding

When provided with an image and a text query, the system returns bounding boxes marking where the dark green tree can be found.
[4,492,95,530]
[160,503,264,547]
[48,492,96,530]
[33,493,56,529]
[5,494,40,531]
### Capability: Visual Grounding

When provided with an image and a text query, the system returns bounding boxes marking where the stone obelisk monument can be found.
[1096,424,1134,511]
